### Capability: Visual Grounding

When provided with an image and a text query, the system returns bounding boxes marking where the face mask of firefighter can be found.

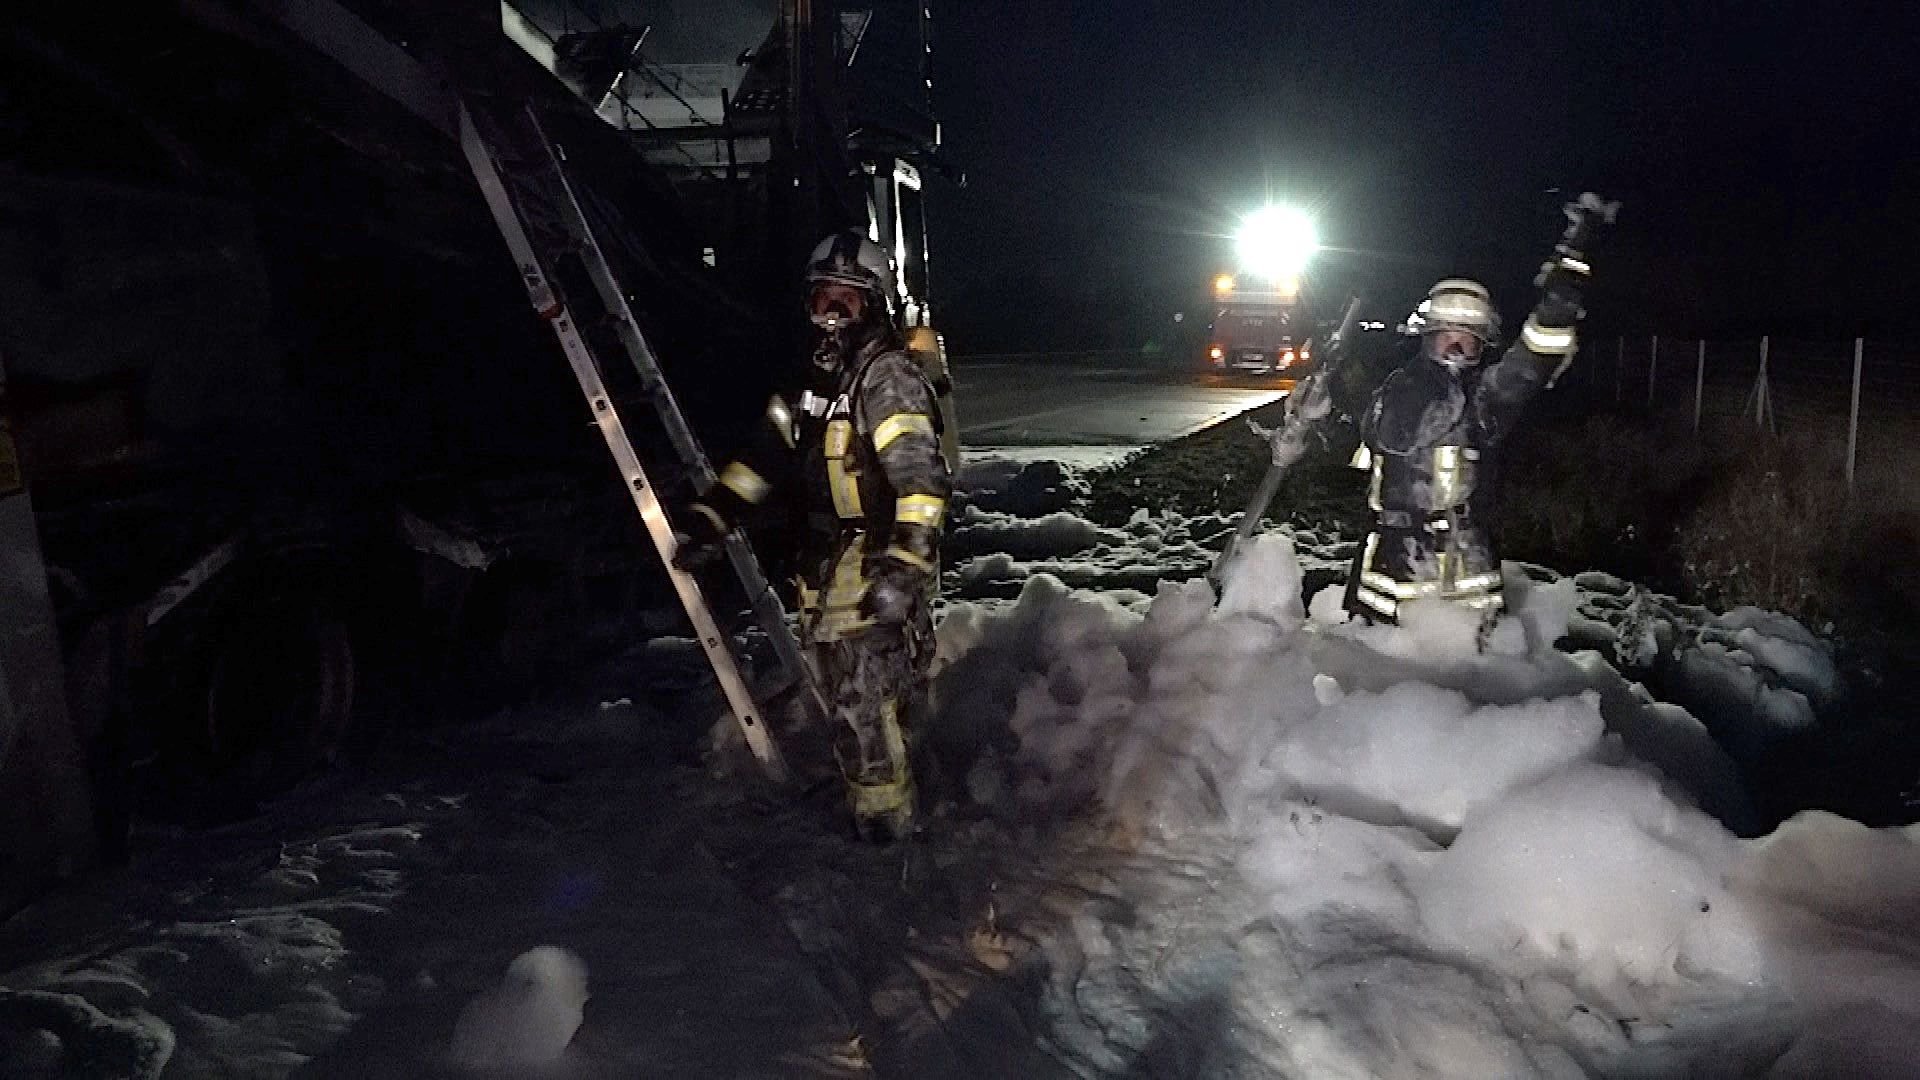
[809,285,867,369]
[1427,330,1485,372]
[811,329,848,372]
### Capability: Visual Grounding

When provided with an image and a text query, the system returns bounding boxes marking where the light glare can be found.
[1235,205,1319,281]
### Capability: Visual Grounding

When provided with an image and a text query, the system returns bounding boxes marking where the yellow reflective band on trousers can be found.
[1451,571,1503,593]
[872,411,934,451]
[825,418,864,519]
[1356,584,1399,619]
[808,538,875,640]
[846,699,912,812]
[719,462,772,504]
[1357,530,1507,612]
[849,770,912,817]
[884,544,935,573]
[894,493,946,529]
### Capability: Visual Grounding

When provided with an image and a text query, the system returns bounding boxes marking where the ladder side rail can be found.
[457,102,790,783]
[527,107,822,716]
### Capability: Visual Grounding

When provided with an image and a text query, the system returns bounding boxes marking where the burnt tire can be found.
[201,594,357,801]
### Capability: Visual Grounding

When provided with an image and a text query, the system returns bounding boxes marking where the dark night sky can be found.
[923,2,1920,352]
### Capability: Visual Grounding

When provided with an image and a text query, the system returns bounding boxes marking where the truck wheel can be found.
[202,596,356,799]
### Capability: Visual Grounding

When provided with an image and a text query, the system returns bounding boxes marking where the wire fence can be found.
[1556,335,1920,492]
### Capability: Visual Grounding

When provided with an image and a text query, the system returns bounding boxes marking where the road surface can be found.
[955,362,1286,447]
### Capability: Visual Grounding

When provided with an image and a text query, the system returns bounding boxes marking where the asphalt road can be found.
[954,361,1288,447]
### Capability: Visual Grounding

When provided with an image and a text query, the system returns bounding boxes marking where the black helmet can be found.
[805,231,898,319]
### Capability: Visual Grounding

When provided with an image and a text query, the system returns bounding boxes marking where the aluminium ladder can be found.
[457,96,820,783]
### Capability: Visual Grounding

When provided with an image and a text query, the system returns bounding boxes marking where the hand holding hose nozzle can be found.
[1208,295,1365,587]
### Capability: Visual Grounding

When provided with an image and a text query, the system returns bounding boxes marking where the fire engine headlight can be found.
[1235,205,1319,281]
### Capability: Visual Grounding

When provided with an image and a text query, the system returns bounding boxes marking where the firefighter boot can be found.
[842,700,916,843]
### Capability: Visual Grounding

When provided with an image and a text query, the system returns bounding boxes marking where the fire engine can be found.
[1203,273,1314,383]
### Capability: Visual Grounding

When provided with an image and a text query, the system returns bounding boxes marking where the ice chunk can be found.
[1216,532,1304,623]
[448,946,589,1069]
[1237,802,1434,921]
[1507,570,1580,654]
[1363,597,1487,661]
[1714,607,1839,706]
[1273,684,1606,835]
[1416,764,1759,989]
[957,456,1086,516]
[1312,673,1344,705]
[1307,583,1350,625]
[954,552,1030,591]
[948,508,1121,559]
[1677,642,1818,760]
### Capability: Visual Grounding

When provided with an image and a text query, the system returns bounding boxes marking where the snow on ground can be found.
[947,454,1842,782]
[929,525,1920,1077]
[0,682,872,1078]
[0,445,1910,1079]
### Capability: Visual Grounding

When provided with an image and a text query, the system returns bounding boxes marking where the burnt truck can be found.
[1202,274,1315,383]
[0,0,950,908]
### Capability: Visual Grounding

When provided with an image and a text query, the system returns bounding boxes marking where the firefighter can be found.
[676,231,951,841]
[1268,255,1589,625]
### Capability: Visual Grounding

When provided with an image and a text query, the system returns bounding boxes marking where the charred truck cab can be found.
[0,0,952,907]
[1204,274,1314,384]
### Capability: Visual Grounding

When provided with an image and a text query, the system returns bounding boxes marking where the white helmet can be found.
[1406,278,1500,343]
[805,230,898,317]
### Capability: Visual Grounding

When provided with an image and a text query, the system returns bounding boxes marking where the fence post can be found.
[1755,335,1775,434]
[1694,340,1705,432]
[1847,337,1863,493]
[1647,334,1660,408]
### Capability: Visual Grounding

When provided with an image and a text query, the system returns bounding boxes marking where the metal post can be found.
[1648,334,1660,408]
[1693,340,1706,432]
[1847,337,1863,493]
[1755,335,1774,434]
[1614,337,1624,404]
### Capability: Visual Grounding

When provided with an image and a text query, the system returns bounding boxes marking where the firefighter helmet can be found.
[805,231,898,317]
[1406,278,1500,343]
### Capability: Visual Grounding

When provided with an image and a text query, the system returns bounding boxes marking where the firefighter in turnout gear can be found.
[677,231,951,841]
[1266,246,1592,625]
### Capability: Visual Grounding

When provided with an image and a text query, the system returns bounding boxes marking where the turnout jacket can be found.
[697,332,953,588]
[1274,317,1573,621]
[1344,334,1559,620]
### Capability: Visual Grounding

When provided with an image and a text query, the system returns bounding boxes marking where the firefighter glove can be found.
[859,554,926,625]
[672,502,731,573]
[1533,251,1590,329]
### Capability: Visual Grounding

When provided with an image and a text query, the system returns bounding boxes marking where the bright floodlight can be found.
[1234,205,1319,281]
